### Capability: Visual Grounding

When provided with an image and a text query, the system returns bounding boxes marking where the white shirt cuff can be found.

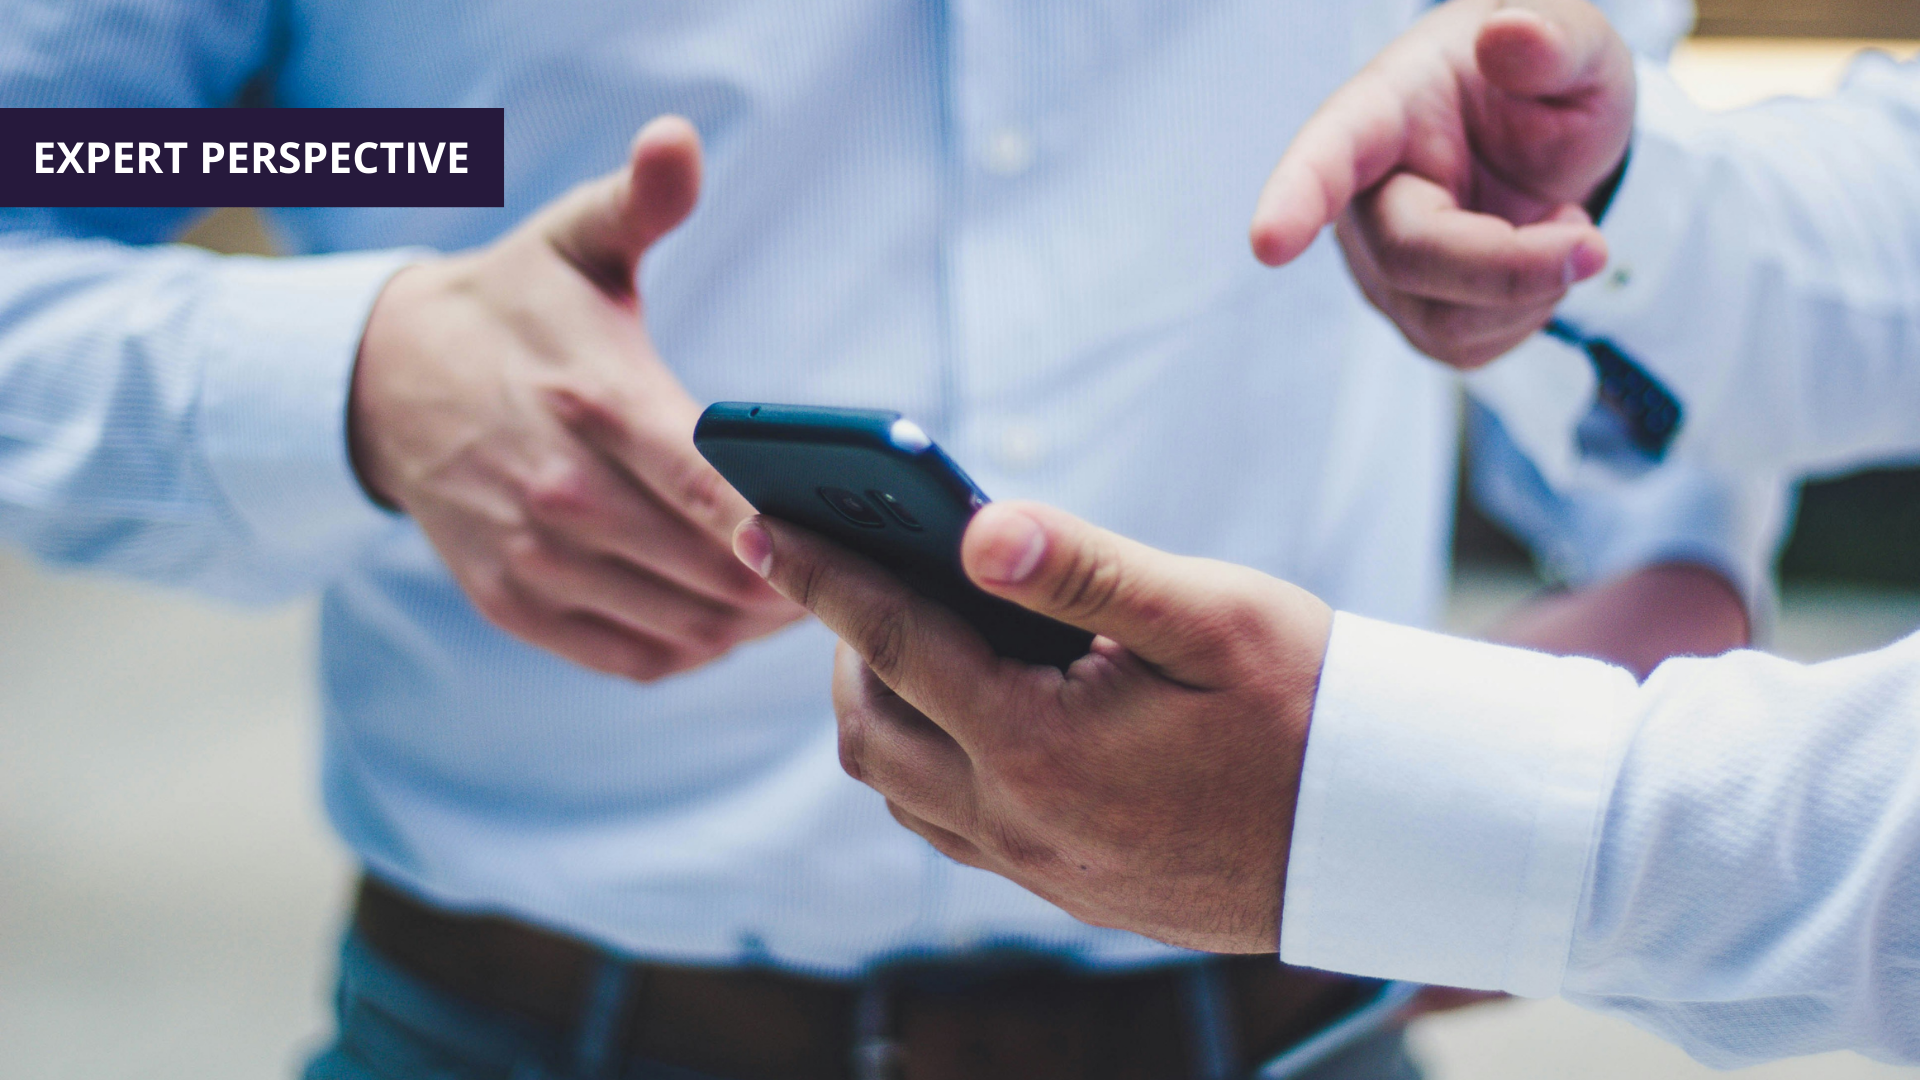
[194,249,420,565]
[1281,613,1641,996]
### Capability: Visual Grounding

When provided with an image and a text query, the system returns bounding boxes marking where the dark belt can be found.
[353,875,1380,1080]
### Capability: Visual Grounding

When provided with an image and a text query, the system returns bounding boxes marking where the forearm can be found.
[1490,561,1748,679]
[1564,637,1920,1066]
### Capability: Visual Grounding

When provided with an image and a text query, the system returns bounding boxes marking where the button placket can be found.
[980,126,1034,177]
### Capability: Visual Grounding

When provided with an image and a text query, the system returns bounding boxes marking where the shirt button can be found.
[995,420,1046,472]
[1607,265,1634,290]
[981,128,1034,177]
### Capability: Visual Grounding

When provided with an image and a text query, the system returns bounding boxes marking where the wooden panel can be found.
[179,207,278,256]
[1695,0,1920,39]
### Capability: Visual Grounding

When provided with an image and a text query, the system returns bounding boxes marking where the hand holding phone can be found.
[695,403,1093,669]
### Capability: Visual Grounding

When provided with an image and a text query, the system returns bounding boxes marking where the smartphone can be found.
[694,402,1094,670]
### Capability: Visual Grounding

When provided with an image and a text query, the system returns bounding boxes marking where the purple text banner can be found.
[4,108,504,208]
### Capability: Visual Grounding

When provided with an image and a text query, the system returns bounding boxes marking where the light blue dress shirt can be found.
[0,0,1746,977]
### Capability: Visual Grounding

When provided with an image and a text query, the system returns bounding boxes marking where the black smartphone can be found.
[694,402,1094,670]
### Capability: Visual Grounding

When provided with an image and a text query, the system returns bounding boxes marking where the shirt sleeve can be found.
[0,232,415,602]
[0,0,421,602]
[1281,613,1641,998]
[1557,53,1920,478]
[1286,612,1920,1068]
[1461,398,1789,630]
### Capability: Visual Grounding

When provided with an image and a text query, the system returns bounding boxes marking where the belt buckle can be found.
[848,951,1072,1080]
[846,953,1243,1080]
[852,969,900,1080]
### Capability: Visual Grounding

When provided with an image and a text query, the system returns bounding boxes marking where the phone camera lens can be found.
[818,486,886,528]
[867,490,924,531]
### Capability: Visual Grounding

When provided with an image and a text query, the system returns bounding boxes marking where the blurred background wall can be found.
[7,2,1920,1079]
[1696,0,1920,38]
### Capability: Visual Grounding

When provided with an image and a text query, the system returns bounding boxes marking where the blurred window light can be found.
[1670,36,1920,111]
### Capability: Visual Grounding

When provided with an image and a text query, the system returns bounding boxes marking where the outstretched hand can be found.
[351,116,802,682]
[734,502,1332,953]
[1251,0,1635,367]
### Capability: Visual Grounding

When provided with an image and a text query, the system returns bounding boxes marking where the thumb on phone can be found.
[1249,72,1410,269]
[962,502,1329,688]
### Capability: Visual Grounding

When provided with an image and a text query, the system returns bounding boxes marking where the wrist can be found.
[1270,582,1334,934]
[191,248,420,568]
[1283,612,1640,992]
[1583,144,1632,224]
[348,259,442,511]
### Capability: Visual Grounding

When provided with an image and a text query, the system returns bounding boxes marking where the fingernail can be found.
[974,509,1047,585]
[733,521,773,578]
[1566,239,1606,284]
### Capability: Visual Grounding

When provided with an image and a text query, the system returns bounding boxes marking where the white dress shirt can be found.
[1288,53,1920,1067]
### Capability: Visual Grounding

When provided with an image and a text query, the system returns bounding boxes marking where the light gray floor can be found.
[3,553,1918,1079]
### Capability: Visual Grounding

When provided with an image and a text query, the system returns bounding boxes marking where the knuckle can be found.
[791,553,832,613]
[802,562,911,678]
[522,460,597,522]
[666,623,739,672]
[1194,586,1288,671]
[605,634,679,682]
[659,627,729,671]
[1421,302,1478,342]
[500,531,553,579]
[1490,256,1566,305]
[857,603,912,682]
[1371,234,1423,285]
[1048,544,1124,622]
[618,652,675,683]
[683,608,744,656]
[670,459,733,525]
[928,837,978,868]
[464,571,526,628]
[987,823,1057,875]
[994,738,1061,793]
[837,712,872,782]
[545,384,632,442]
[918,826,978,869]
[1500,263,1530,303]
[1200,591,1274,649]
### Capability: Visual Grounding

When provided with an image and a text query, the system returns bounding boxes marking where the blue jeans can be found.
[303,931,1424,1080]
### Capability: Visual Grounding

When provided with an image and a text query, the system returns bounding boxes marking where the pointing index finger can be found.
[1251,71,1410,268]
